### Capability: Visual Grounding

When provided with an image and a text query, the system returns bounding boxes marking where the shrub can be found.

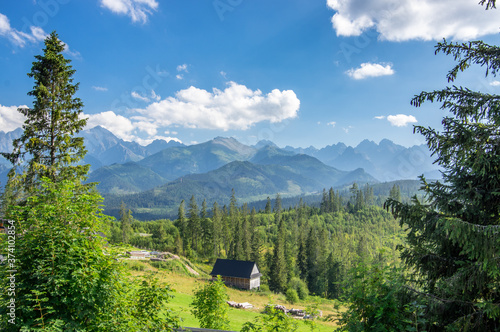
[289,277,309,300]
[286,288,299,304]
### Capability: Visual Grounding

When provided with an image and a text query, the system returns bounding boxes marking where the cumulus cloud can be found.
[327,0,500,41]
[374,115,386,120]
[0,104,28,132]
[346,62,394,80]
[327,121,336,127]
[387,114,417,127]
[100,0,159,23]
[0,13,47,47]
[85,111,138,141]
[135,81,300,131]
[490,81,500,86]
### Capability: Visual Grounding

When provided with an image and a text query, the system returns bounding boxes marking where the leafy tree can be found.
[0,178,120,330]
[132,274,181,331]
[385,14,500,330]
[338,264,414,332]
[1,31,88,199]
[191,276,229,330]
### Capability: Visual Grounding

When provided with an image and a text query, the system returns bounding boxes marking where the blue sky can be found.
[1,0,500,148]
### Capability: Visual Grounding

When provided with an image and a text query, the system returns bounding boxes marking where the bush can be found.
[286,288,299,304]
[259,284,270,293]
[125,260,148,271]
[191,276,229,329]
[289,277,309,300]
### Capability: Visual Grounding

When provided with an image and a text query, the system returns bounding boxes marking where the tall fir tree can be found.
[176,200,187,252]
[212,202,222,258]
[188,195,200,252]
[386,11,500,329]
[1,31,88,201]
[119,201,133,244]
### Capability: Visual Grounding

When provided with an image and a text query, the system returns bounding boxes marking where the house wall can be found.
[212,276,260,290]
[249,277,260,290]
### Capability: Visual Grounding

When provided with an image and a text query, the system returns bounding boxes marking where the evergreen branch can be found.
[435,40,500,82]
[479,0,497,10]
[403,285,478,306]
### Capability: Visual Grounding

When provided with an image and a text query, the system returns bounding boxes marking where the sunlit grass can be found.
[128,260,342,331]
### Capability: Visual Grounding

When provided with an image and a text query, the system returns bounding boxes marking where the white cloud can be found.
[374,115,386,120]
[85,111,137,141]
[327,121,336,127]
[346,62,394,80]
[0,104,28,132]
[135,82,300,131]
[220,71,228,79]
[84,111,183,145]
[151,90,161,101]
[176,74,184,80]
[327,0,500,41]
[490,81,500,86]
[343,125,353,133]
[387,114,417,127]
[100,0,159,23]
[136,135,182,146]
[62,43,81,59]
[92,86,108,92]
[0,13,47,47]
[177,64,188,72]
[131,91,151,102]
[131,90,161,102]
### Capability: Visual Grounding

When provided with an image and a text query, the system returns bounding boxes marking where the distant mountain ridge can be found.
[285,138,439,181]
[0,127,440,195]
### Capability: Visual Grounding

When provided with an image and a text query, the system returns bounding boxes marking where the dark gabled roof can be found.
[210,259,262,279]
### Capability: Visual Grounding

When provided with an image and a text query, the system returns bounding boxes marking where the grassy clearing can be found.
[127,260,342,331]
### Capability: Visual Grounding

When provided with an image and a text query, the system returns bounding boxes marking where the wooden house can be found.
[210,259,262,290]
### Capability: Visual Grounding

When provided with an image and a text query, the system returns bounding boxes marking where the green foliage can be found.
[289,277,309,300]
[241,304,298,332]
[1,31,88,197]
[134,274,181,331]
[190,276,230,330]
[286,288,299,304]
[386,35,500,330]
[304,302,321,332]
[338,264,417,332]
[0,178,118,330]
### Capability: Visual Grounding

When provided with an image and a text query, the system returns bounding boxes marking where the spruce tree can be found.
[386,19,500,329]
[119,201,133,244]
[2,31,88,199]
[188,195,200,252]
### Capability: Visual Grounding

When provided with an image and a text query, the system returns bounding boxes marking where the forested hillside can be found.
[108,185,405,299]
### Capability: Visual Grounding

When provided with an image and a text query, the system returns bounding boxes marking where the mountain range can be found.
[0,126,440,218]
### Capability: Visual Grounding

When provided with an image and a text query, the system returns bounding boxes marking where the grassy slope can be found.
[125,260,341,331]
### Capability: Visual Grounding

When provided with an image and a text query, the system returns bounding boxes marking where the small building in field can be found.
[210,259,262,290]
[126,251,149,259]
